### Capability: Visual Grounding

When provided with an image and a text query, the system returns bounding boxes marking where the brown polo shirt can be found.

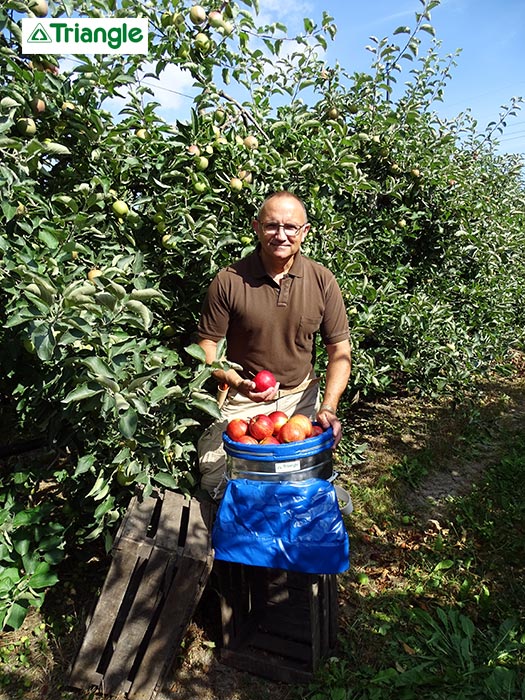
[197,248,349,389]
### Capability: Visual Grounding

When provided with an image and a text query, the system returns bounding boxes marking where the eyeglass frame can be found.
[256,221,309,237]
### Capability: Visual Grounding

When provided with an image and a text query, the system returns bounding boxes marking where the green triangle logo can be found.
[28,23,52,43]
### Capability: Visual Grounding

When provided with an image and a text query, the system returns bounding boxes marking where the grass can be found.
[1,369,525,699]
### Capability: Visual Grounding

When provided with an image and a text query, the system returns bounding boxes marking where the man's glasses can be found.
[258,222,308,237]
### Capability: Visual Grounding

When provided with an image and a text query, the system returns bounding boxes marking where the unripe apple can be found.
[30,0,48,17]
[214,108,226,125]
[16,117,36,137]
[187,144,200,157]
[112,200,129,217]
[195,155,209,171]
[189,5,207,25]
[229,177,243,192]
[243,135,258,149]
[31,97,46,115]
[327,107,339,119]
[208,10,224,28]
[87,268,102,281]
[238,170,253,184]
[135,128,148,140]
[161,234,177,250]
[194,32,211,53]
[193,181,207,194]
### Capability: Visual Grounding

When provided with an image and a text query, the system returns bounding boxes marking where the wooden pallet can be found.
[214,561,338,684]
[69,490,216,700]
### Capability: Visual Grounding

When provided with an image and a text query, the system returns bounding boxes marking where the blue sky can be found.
[312,0,525,155]
[147,0,525,156]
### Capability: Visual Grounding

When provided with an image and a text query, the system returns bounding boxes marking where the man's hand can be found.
[236,378,280,403]
[316,407,342,447]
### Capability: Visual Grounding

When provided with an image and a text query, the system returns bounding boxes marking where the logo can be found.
[21,18,148,55]
[27,23,52,44]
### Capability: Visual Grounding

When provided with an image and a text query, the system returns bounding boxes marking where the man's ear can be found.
[301,223,311,241]
[252,219,259,233]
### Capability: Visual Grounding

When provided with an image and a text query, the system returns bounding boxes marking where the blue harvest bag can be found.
[212,478,350,574]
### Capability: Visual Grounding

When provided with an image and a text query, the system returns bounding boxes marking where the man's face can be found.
[253,196,310,265]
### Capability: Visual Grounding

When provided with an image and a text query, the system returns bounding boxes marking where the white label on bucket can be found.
[275,460,301,473]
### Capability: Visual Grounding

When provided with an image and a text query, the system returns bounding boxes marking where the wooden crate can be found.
[214,561,338,684]
[69,490,216,700]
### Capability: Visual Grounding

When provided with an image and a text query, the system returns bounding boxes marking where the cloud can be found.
[257,0,315,31]
[103,62,196,122]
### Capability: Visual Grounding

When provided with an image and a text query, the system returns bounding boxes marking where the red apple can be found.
[226,418,248,441]
[237,435,258,444]
[268,410,288,437]
[288,414,313,438]
[253,370,276,392]
[279,421,308,443]
[260,436,280,445]
[310,425,324,437]
[248,414,274,441]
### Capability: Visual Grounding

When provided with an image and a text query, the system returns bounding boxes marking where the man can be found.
[197,191,351,499]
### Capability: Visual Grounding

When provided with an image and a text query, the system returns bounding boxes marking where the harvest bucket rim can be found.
[223,424,334,461]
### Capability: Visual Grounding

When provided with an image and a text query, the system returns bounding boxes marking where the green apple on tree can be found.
[31,97,46,115]
[112,200,129,217]
[29,0,48,17]
[189,5,206,24]
[194,32,211,53]
[16,118,36,137]
[229,177,243,192]
[243,135,258,149]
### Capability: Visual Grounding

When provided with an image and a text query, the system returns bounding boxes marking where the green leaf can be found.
[420,23,436,36]
[153,472,180,490]
[62,385,104,403]
[29,571,59,590]
[5,601,30,630]
[74,454,96,477]
[433,559,454,572]
[119,407,138,438]
[190,395,222,419]
[185,343,206,363]
[394,26,411,35]
[38,228,60,249]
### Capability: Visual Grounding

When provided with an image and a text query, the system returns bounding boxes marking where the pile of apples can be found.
[226,411,324,445]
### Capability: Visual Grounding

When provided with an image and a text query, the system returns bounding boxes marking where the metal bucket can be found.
[223,426,334,482]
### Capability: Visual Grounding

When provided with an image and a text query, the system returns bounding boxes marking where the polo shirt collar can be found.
[251,245,305,279]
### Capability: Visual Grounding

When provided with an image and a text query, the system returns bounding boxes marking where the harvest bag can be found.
[212,477,350,574]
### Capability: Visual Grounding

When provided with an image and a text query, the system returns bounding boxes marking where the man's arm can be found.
[316,339,351,446]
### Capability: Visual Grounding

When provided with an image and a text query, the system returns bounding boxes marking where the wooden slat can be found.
[220,648,314,685]
[308,577,321,668]
[249,630,312,662]
[101,547,169,695]
[183,499,215,560]
[130,553,214,700]
[69,543,145,688]
[114,494,159,547]
[150,490,184,553]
